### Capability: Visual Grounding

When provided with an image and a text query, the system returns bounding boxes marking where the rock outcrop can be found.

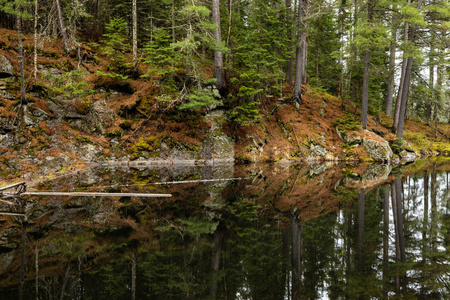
[362,130,393,162]
[0,54,13,78]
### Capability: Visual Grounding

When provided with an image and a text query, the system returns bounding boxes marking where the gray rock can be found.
[0,54,13,78]
[336,128,362,146]
[399,150,418,163]
[202,110,234,163]
[362,130,393,162]
[310,143,328,157]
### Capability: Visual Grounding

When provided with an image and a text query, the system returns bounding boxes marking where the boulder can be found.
[399,150,418,163]
[362,130,393,162]
[310,143,328,157]
[0,54,13,78]
[336,127,362,146]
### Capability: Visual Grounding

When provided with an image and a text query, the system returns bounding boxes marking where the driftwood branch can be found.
[20,192,172,198]
[0,181,26,192]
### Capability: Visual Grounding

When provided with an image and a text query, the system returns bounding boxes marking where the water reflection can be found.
[0,161,449,299]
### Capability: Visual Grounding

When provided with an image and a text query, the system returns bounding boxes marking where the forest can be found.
[0,0,450,172]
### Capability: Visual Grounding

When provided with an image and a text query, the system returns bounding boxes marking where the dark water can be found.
[0,160,449,299]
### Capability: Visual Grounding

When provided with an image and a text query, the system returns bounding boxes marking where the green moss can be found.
[76,136,93,144]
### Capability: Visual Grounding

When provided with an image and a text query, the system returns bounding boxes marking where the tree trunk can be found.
[55,0,70,51]
[17,14,26,105]
[426,45,434,124]
[285,0,295,83]
[293,0,305,106]
[392,4,409,133]
[361,0,373,129]
[301,1,308,84]
[395,0,423,138]
[212,0,225,91]
[361,49,370,129]
[132,0,138,72]
[34,0,38,84]
[386,12,396,116]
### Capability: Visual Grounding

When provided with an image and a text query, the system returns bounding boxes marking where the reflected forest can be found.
[0,161,448,299]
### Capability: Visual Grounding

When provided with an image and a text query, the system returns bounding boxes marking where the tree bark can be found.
[361,0,373,129]
[132,0,138,72]
[392,4,409,133]
[386,11,397,116]
[361,49,370,129]
[55,0,70,51]
[426,45,434,124]
[212,0,225,91]
[285,0,295,83]
[293,0,305,106]
[34,0,38,84]
[395,0,423,138]
[17,13,26,105]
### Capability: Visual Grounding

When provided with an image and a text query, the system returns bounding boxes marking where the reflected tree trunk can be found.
[60,265,70,300]
[291,211,302,298]
[358,189,365,273]
[282,228,290,299]
[382,187,389,299]
[211,230,223,300]
[36,246,39,300]
[423,171,429,261]
[131,252,136,300]
[393,178,406,292]
[19,221,27,300]
[431,164,438,248]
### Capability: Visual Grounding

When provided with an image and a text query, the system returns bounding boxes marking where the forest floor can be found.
[0,28,450,183]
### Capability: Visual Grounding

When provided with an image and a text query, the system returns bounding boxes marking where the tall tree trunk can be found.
[34,0,39,84]
[285,0,295,83]
[386,10,397,116]
[172,0,176,72]
[212,0,225,91]
[361,49,370,129]
[427,45,434,124]
[55,0,70,51]
[392,9,409,133]
[132,0,138,72]
[395,0,423,138]
[17,13,26,105]
[435,45,444,138]
[301,1,308,84]
[293,0,305,106]
[361,0,373,129]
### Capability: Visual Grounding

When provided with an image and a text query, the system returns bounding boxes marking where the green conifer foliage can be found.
[227,0,288,125]
[102,17,130,75]
[307,13,341,94]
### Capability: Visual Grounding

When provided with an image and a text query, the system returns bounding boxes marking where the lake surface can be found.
[0,159,449,299]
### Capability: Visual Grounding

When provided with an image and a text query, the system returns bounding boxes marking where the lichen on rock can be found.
[362,130,393,162]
